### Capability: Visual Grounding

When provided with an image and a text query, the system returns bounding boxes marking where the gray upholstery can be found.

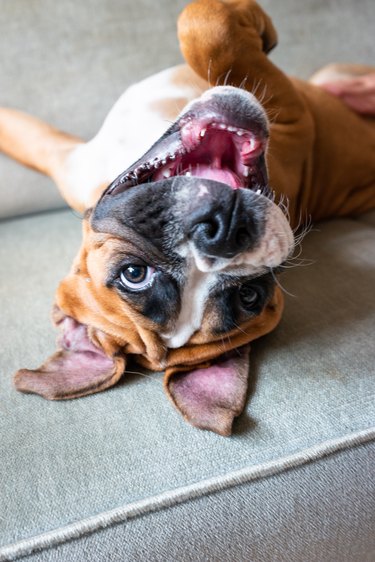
[1,1,374,561]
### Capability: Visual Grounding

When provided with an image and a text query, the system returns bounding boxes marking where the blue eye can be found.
[120,264,155,290]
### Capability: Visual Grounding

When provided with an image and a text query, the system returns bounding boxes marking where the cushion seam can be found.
[1,426,374,561]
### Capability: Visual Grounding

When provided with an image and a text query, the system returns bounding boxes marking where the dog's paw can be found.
[178,0,277,84]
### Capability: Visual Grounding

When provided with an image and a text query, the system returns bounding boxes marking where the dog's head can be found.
[15,87,294,435]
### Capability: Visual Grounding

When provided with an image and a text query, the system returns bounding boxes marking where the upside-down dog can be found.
[1,0,374,436]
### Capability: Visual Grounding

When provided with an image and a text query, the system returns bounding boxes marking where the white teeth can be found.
[209,122,248,135]
[154,161,160,169]
[200,128,207,138]
[161,159,167,165]
[256,188,262,195]
[243,167,250,177]
[163,169,172,178]
[185,171,192,177]
[170,154,176,160]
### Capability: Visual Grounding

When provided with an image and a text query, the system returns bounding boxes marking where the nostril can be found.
[235,227,251,250]
[184,185,264,259]
[193,219,220,241]
[191,219,253,258]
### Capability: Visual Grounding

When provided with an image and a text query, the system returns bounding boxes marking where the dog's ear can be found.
[14,312,125,400]
[164,286,285,436]
[164,345,250,437]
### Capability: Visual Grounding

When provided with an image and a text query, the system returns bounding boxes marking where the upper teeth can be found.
[115,122,254,190]
[207,122,249,136]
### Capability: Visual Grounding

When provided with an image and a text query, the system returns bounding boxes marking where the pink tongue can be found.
[188,164,240,189]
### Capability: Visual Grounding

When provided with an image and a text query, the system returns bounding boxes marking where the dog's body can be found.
[2,0,375,435]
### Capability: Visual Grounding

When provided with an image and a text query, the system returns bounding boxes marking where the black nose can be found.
[187,187,263,259]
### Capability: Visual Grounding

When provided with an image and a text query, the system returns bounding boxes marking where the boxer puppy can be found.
[2,0,375,436]
[13,86,293,437]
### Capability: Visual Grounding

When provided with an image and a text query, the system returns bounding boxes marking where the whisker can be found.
[232,322,249,336]
[124,369,163,385]
[207,59,213,88]
[238,75,249,90]
[223,68,233,87]
[70,208,84,220]
[270,268,297,298]
[250,77,263,98]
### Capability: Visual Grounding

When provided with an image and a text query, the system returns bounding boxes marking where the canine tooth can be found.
[236,130,245,136]
[243,167,250,177]
[169,154,176,160]
[256,188,262,195]
[185,171,192,177]
[163,169,172,178]
[219,123,227,129]
[227,126,237,132]
[200,128,207,137]
[154,161,160,169]
[161,159,167,165]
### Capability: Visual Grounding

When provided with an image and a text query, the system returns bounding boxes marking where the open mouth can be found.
[102,87,270,198]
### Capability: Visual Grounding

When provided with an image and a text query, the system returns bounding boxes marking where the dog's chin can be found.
[99,86,272,201]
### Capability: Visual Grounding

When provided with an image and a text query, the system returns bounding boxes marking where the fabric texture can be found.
[2,441,374,562]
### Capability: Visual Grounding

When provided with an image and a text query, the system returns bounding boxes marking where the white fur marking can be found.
[162,264,215,348]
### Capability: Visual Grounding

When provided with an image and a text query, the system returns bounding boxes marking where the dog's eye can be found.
[238,286,260,310]
[119,264,155,290]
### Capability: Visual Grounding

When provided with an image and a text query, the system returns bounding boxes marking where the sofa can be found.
[1,0,374,560]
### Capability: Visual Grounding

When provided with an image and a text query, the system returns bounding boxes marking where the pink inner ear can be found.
[167,345,250,436]
[14,316,124,400]
[58,317,101,353]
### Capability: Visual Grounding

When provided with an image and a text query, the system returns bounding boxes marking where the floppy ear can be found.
[14,314,125,400]
[164,345,250,437]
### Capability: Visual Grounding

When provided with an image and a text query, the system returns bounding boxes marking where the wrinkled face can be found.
[91,86,294,348]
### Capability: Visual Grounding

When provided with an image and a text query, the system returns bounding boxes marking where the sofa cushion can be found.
[0,210,374,559]
[0,0,187,219]
[5,442,374,562]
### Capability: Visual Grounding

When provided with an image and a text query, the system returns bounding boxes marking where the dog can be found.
[1,0,375,436]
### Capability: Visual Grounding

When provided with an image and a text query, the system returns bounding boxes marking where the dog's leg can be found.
[178,0,305,123]
[0,107,90,212]
[309,64,375,117]
[178,0,313,224]
[309,63,375,86]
